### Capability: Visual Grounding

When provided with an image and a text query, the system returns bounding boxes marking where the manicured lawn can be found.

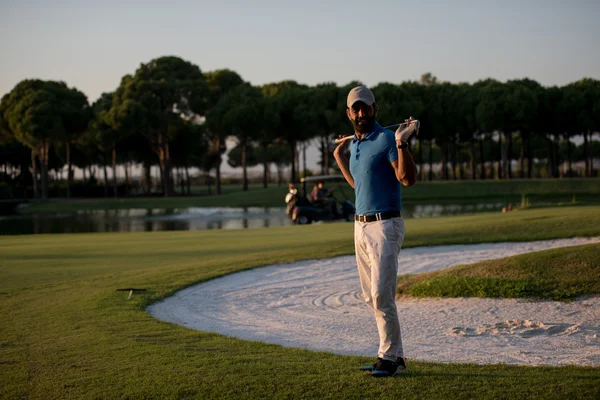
[20,178,600,213]
[1,206,600,399]
[398,243,600,300]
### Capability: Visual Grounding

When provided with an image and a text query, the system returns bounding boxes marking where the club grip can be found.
[334,135,354,144]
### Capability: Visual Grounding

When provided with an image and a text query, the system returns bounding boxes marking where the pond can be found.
[0,202,506,235]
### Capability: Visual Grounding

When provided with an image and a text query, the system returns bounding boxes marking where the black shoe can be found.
[359,357,382,372]
[371,357,407,378]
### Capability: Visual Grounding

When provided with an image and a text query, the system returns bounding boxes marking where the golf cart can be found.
[285,175,355,225]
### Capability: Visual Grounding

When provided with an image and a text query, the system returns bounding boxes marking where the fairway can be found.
[149,237,600,367]
[1,206,600,399]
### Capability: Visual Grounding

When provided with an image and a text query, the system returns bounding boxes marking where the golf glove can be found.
[395,118,420,143]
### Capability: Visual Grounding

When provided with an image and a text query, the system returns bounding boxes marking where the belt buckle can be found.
[375,213,382,221]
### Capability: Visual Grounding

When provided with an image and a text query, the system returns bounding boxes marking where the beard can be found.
[351,115,376,135]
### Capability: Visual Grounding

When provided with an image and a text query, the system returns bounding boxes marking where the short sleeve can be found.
[386,131,398,163]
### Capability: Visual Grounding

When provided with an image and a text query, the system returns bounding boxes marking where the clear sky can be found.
[2,0,600,103]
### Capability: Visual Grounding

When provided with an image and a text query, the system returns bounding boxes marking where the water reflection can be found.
[0,207,293,235]
[0,202,506,235]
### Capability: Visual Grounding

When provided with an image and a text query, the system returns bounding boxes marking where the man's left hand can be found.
[395,117,420,143]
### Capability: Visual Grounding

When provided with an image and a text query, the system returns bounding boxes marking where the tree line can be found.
[1,57,599,199]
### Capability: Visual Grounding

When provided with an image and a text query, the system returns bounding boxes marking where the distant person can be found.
[333,85,418,377]
[310,181,335,202]
[311,181,339,217]
[285,183,297,204]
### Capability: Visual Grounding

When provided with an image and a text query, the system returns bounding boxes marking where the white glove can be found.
[395,117,420,143]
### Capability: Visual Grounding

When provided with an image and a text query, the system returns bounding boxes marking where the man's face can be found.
[346,101,378,134]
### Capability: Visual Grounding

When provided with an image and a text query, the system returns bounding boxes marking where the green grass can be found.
[1,206,600,399]
[398,243,600,301]
[20,178,600,213]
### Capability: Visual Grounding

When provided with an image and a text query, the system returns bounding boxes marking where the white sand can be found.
[148,237,600,367]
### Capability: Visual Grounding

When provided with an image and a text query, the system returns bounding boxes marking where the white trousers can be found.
[354,217,405,361]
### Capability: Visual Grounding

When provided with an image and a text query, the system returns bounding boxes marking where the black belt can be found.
[355,211,401,223]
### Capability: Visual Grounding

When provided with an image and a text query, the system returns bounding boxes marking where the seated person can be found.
[311,181,340,217]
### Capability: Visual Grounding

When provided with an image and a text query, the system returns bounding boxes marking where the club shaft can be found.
[334,120,419,143]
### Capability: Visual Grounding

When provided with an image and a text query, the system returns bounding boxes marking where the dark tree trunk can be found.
[66,141,72,198]
[165,141,174,196]
[178,168,185,194]
[566,135,573,177]
[497,132,503,179]
[583,131,590,177]
[124,162,130,196]
[320,136,327,175]
[289,139,297,183]
[554,135,561,178]
[325,135,331,174]
[519,133,526,179]
[103,164,109,197]
[276,164,283,186]
[488,133,495,179]
[451,136,458,180]
[418,137,424,181]
[158,164,164,192]
[20,160,28,198]
[184,166,190,195]
[428,140,433,181]
[204,168,211,195]
[527,134,533,179]
[156,133,174,197]
[506,132,513,179]
[479,135,486,180]
[215,160,222,195]
[242,137,248,191]
[441,142,448,180]
[302,142,307,179]
[295,143,300,180]
[262,143,269,189]
[469,138,476,180]
[591,132,597,176]
[31,149,39,199]
[214,136,223,195]
[547,136,555,178]
[112,144,118,197]
[143,161,152,194]
[38,141,50,199]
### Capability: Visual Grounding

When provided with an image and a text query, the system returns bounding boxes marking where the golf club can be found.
[334,119,420,144]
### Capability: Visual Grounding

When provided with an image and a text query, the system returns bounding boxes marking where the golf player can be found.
[333,86,418,377]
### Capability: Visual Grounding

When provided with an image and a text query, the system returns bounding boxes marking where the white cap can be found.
[347,86,376,108]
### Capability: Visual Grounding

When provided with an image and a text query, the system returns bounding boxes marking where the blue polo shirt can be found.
[349,122,402,216]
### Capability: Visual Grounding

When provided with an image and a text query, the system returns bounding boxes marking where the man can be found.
[311,181,339,217]
[333,85,418,378]
[285,183,298,204]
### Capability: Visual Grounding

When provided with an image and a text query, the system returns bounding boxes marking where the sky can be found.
[1,0,599,174]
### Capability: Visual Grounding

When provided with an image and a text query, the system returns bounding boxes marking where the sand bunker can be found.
[450,320,582,338]
[148,237,600,367]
